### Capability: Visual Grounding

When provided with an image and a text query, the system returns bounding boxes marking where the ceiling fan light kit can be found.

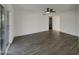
[41,8,56,16]
[46,8,56,13]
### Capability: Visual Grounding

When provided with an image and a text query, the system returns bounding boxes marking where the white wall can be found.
[14,10,61,37]
[14,9,78,37]
[60,10,78,36]
[14,10,49,36]
[13,5,78,37]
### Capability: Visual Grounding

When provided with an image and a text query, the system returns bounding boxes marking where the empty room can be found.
[0,4,79,55]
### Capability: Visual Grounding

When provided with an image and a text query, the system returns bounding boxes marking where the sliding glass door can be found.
[0,5,9,55]
[0,4,1,55]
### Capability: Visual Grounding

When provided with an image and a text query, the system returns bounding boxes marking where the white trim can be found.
[60,30,78,37]
[14,29,48,37]
[4,43,11,55]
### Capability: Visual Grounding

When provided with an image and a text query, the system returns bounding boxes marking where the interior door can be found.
[49,16,52,30]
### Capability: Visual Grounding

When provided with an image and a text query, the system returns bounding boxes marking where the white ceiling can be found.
[12,4,77,13]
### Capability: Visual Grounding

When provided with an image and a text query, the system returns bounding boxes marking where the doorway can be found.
[49,16,53,30]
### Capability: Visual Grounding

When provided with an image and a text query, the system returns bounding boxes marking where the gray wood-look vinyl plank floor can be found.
[7,30,79,55]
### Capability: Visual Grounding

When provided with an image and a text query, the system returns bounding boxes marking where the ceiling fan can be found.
[41,8,56,15]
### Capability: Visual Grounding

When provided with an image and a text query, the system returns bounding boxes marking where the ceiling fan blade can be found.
[52,11,56,12]
[40,11,46,15]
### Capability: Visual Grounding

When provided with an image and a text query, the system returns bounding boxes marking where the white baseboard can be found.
[60,30,78,37]
[5,39,14,55]
[4,43,11,55]
[14,29,48,37]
